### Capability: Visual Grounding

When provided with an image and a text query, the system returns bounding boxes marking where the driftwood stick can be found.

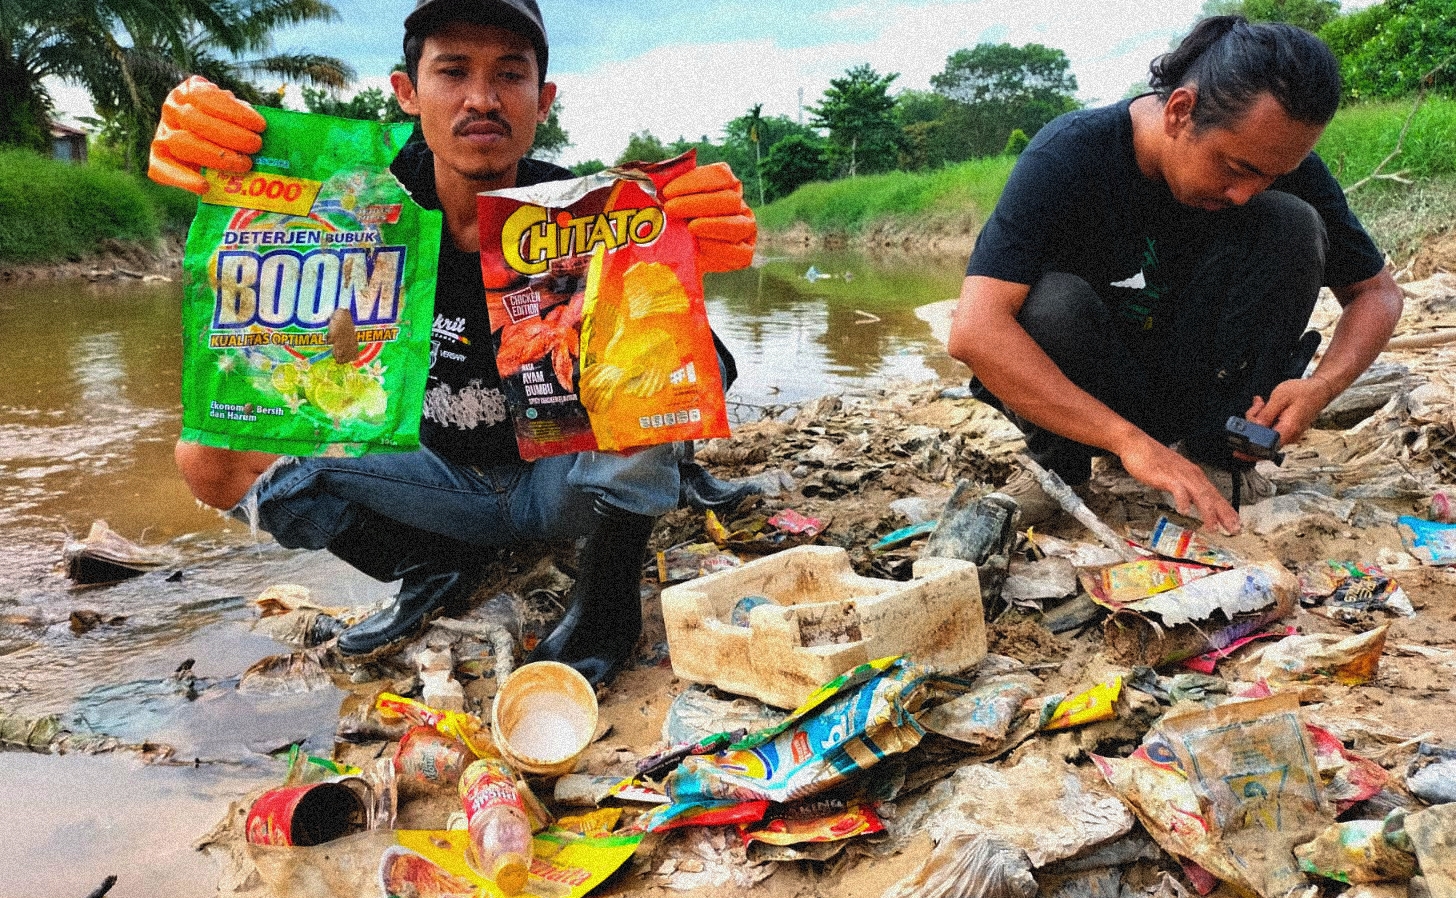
[1015,453,1140,561]
[1384,328,1456,351]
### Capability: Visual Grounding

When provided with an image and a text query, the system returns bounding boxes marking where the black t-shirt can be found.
[390,142,572,465]
[966,98,1386,333]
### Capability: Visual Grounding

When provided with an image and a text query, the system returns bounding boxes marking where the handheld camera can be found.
[1225,416,1285,466]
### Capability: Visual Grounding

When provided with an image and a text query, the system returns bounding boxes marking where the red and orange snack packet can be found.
[477,152,730,460]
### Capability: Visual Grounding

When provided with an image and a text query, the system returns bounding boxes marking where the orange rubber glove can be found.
[148,76,267,195]
[661,162,756,273]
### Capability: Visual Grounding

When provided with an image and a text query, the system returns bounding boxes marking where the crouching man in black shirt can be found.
[949,16,1401,535]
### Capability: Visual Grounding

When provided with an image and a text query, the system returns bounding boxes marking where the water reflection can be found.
[710,249,964,417]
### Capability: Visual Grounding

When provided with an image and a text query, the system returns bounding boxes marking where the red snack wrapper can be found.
[477,151,730,460]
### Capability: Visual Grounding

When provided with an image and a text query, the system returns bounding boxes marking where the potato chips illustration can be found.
[180,108,440,455]
[477,152,730,459]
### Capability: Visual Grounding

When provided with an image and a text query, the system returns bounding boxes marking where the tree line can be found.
[578,45,1079,206]
[2,0,1452,203]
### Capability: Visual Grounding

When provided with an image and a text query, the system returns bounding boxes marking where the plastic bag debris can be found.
[648,825,774,892]
[1003,556,1079,607]
[661,685,786,747]
[917,674,1040,749]
[62,519,178,584]
[1181,626,1295,675]
[1027,533,1128,568]
[639,798,769,833]
[1242,625,1389,686]
[740,798,885,850]
[237,652,334,695]
[1295,817,1417,884]
[1039,867,1122,898]
[1405,804,1456,898]
[1307,724,1389,813]
[1398,516,1456,565]
[1096,559,1217,604]
[888,496,940,524]
[1040,677,1122,731]
[1095,693,1331,898]
[1406,744,1456,805]
[665,658,957,805]
[1102,562,1299,668]
[1241,492,1357,536]
[880,833,1037,898]
[894,755,1134,868]
[1143,517,1241,567]
[1299,561,1416,619]
[874,520,938,552]
[655,542,741,583]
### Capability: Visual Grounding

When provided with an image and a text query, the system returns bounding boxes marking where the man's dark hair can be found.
[1149,15,1341,132]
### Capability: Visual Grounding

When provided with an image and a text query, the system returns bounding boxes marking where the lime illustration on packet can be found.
[180,107,441,455]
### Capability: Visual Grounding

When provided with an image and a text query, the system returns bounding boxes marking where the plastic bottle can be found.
[458,758,532,895]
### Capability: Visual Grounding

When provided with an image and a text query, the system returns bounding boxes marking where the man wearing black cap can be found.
[147,0,756,685]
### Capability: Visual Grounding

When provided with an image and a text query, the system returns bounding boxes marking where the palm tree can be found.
[1,0,348,168]
[86,0,352,169]
[0,0,64,150]
[4,0,238,157]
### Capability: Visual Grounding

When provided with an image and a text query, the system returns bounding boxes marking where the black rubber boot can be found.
[678,459,758,513]
[327,509,487,661]
[527,497,655,686]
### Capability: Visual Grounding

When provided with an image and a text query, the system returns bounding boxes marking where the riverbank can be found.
[0,148,193,275]
[201,273,1456,894]
[0,233,183,283]
[756,155,1012,257]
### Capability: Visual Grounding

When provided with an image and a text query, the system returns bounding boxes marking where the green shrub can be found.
[0,150,165,264]
[1317,96,1456,184]
[1004,129,1030,156]
[140,180,199,235]
[756,155,1016,235]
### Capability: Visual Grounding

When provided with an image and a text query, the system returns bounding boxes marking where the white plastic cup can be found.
[491,661,598,776]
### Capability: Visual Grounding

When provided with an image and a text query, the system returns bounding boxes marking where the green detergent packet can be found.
[181,107,441,456]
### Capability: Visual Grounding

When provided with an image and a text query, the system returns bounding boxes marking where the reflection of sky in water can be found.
[709,251,967,418]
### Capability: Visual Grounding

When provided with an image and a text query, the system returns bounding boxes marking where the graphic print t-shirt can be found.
[390,142,572,466]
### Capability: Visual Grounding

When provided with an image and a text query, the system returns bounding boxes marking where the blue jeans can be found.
[235,442,687,551]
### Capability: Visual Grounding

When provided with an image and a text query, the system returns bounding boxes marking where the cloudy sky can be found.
[50,0,1347,165]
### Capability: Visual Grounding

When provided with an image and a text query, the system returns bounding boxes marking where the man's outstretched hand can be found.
[148,76,267,195]
[1119,435,1243,535]
[662,162,756,273]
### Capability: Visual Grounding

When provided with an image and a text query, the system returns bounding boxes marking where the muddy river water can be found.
[0,248,966,895]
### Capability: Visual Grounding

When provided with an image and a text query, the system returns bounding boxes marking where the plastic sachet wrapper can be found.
[477,151,729,460]
[181,107,440,455]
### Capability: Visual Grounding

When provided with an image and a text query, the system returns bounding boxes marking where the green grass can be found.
[757,155,1016,236]
[758,98,1456,249]
[1317,96,1456,185]
[0,150,190,265]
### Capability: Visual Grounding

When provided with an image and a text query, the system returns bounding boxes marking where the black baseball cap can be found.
[403,0,548,77]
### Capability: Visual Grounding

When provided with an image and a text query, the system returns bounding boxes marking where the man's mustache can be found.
[454,112,511,138]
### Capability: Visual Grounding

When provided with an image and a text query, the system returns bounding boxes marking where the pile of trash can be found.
[31,272,1456,897]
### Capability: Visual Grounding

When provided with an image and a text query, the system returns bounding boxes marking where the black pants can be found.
[974,190,1328,483]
